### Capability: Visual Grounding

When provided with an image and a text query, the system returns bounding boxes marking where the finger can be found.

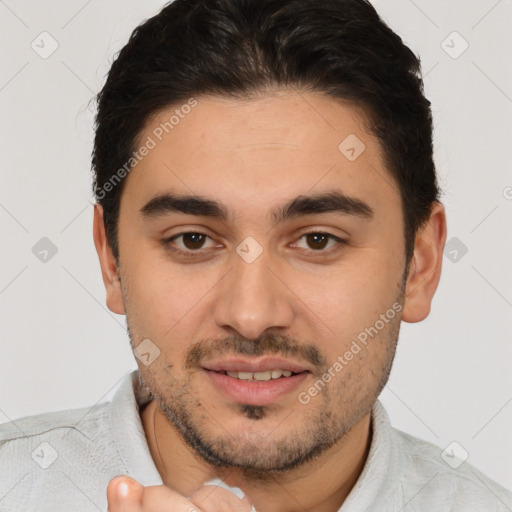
[190,484,254,512]
[107,475,143,512]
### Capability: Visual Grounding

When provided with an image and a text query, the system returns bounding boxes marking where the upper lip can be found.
[202,357,311,374]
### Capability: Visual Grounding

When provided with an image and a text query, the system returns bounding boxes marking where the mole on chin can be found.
[238,404,267,420]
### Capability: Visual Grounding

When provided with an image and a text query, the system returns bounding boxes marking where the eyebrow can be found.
[139,191,374,224]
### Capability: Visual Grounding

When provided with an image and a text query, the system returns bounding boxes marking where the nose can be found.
[212,244,295,340]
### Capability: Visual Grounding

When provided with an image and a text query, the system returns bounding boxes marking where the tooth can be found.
[253,371,272,381]
[224,370,295,380]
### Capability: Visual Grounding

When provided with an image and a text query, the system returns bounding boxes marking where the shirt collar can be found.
[110,370,163,486]
[339,400,403,510]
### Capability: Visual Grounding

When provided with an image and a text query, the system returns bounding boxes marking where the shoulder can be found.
[0,401,121,475]
[0,401,111,447]
[394,428,512,511]
[0,402,124,511]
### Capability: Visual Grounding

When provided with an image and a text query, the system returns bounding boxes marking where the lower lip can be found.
[204,370,309,406]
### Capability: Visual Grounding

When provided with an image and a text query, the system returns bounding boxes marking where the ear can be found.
[402,201,447,323]
[93,203,125,315]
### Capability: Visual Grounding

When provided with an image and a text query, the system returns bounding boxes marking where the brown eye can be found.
[294,232,346,254]
[165,232,217,253]
[181,233,207,250]
[305,233,330,250]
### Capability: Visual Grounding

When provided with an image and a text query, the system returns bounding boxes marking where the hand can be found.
[107,475,255,512]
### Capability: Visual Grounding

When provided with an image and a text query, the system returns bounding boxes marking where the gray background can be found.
[1,0,511,491]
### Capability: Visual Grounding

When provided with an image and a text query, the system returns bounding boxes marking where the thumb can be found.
[107,475,144,511]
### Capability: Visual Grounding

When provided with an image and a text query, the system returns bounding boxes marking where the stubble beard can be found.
[124,270,406,477]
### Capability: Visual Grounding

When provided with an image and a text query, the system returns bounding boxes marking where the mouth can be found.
[215,369,301,381]
[201,357,312,406]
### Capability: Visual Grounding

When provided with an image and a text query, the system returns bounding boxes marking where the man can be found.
[1,0,510,510]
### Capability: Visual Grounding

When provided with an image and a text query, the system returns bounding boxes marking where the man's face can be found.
[113,91,408,472]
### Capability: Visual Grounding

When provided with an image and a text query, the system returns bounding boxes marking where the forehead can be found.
[120,91,401,227]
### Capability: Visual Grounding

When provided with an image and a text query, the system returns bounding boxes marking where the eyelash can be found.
[162,231,347,259]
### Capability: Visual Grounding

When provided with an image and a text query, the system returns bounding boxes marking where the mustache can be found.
[185,332,327,371]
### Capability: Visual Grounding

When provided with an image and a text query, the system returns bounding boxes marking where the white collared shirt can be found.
[1,370,510,511]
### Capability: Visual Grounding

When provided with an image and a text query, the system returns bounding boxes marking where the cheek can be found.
[123,258,224,351]
[126,255,203,313]
[290,257,400,337]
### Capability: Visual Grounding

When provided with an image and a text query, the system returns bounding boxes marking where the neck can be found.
[141,400,372,512]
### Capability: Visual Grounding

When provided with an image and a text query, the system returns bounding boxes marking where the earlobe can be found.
[401,202,447,323]
[92,203,126,315]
